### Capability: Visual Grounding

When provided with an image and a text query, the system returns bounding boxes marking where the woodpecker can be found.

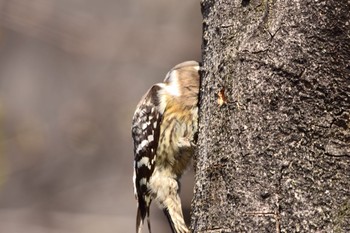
[132,61,200,233]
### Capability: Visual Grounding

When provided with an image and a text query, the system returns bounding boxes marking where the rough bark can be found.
[192,0,350,232]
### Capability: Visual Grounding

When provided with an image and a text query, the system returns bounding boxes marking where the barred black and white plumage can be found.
[132,61,200,233]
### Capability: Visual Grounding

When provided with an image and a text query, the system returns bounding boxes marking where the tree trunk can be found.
[192,1,350,232]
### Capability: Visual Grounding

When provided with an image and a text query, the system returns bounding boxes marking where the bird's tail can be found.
[136,200,151,233]
[163,207,189,233]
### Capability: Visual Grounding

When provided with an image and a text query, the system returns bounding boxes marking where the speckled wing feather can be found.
[132,84,163,233]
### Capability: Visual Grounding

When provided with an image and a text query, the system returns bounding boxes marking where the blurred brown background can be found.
[0,0,201,232]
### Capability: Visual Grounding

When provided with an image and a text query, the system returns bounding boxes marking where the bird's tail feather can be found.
[163,208,176,233]
[163,207,189,233]
[136,205,151,233]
